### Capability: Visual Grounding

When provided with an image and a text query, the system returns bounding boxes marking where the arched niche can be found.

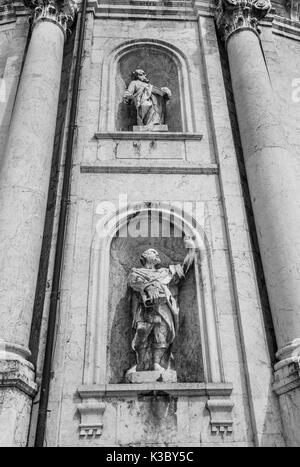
[99,40,196,132]
[115,46,182,131]
[83,202,224,387]
[108,231,203,383]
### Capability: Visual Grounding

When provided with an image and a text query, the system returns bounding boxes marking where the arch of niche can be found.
[83,201,225,386]
[98,38,196,132]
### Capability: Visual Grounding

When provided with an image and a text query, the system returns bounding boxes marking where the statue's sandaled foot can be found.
[153,363,165,373]
[126,365,137,375]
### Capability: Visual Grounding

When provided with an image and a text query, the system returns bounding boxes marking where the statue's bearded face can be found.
[135,69,149,83]
[141,249,161,267]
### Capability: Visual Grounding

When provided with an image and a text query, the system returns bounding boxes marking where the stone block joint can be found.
[215,0,272,43]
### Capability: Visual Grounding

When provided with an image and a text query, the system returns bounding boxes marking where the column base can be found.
[0,340,32,363]
[0,356,37,446]
[275,338,300,365]
[273,355,300,446]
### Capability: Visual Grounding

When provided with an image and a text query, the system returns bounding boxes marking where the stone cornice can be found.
[0,0,16,25]
[93,0,196,21]
[23,0,76,33]
[215,0,272,42]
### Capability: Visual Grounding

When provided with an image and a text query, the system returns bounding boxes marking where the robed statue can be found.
[126,237,195,379]
[123,69,171,130]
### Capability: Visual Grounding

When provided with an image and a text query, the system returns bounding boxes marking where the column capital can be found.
[23,0,76,34]
[215,0,271,43]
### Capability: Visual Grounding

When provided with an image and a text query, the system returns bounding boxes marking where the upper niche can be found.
[115,46,183,132]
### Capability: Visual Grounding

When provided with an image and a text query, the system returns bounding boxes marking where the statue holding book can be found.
[123,69,171,131]
[126,238,195,382]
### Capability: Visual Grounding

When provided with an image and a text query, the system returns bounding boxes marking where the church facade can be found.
[0,0,300,447]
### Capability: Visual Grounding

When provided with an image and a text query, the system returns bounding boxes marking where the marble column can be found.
[0,1,74,446]
[216,0,300,445]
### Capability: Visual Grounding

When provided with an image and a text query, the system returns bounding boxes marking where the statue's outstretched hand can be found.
[123,91,132,104]
[184,236,195,250]
[182,236,196,273]
[161,87,172,99]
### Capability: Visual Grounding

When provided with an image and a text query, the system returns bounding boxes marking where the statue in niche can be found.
[126,237,195,383]
[123,69,171,131]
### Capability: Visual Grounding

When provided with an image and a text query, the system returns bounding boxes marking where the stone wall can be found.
[1,0,298,449]
[40,8,285,446]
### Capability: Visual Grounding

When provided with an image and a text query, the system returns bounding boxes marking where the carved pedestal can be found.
[77,383,234,442]
[273,357,300,446]
[0,359,37,446]
[133,125,168,132]
[125,369,177,384]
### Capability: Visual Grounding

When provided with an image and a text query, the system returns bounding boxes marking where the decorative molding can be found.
[206,399,234,434]
[23,0,75,33]
[77,401,106,437]
[93,0,196,21]
[0,0,16,24]
[77,384,234,438]
[83,202,224,386]
[100,39,196,133]
[78,382,233,399]
[193,0,216,18]
[272,15,300,39]
[275,338,300,364]
[0,359,37,397]
[0,0,13,6]
[80,164,218,175]
[94,132,203,141]
[0,340,32,362]
[215,0,272,42]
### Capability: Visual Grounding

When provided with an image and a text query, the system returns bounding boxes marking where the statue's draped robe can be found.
[128,264,184,350]
[123,80,164,127]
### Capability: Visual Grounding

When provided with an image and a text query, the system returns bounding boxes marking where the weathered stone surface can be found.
[216,0,271,43]
[0,359,37,446]
[226,23,300,370]
[108,235,203,384]
[132,125,168,132]
[0,3,67,447]
[116,48,181,132]
[125,369,177,384]
[2,0,299,448]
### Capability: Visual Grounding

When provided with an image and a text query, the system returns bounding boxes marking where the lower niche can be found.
[107,235,204,384]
